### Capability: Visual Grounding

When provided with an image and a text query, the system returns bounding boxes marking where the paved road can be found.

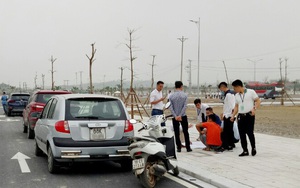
[0,112,205,188]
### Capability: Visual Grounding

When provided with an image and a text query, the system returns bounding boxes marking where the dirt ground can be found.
[185,104,300,139]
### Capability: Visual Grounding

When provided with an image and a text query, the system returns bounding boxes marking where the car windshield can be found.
[11,94,30,101]
[65,98,126,120]
[36,94,56,103]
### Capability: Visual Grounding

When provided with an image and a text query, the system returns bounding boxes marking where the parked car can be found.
[7,93,30,116]
[34,94,134,173]
[23,90,71,139]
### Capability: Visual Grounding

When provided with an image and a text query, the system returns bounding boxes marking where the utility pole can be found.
[222,61,230,85]
[41,74,45,90]
[34,72,37,89]
[75,72,78,87]
[79,71,83,91]
[65,80,69,90]
[150,55,156,90]
[284,57,288,86]
[177,36,188,81]
[293,81,297,95]
[103,75,106,89]
[50,55,57,90]
[23,82,26,92]
[279,58,284,105]
[119,67,125,101]
[247,59,263,82]
[186,59,192,94]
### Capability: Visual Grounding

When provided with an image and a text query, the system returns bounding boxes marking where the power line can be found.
[199,45,300,63]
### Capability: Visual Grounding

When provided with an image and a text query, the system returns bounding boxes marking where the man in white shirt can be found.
[150,81,166,126]
[219,82,236,151]
[194,98,209,141]
[231,79,261,157]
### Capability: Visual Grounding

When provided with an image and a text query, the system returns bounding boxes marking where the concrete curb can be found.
[178,162,252,188]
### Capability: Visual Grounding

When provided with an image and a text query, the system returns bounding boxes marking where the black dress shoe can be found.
[252,148,257,156]
[239,151,249,157]
[186,148,192,152]
[177,148,181,152]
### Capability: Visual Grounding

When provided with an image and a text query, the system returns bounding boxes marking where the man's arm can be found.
[150,97,165,105]
[230,104,239,122]
[150,92,166,105]
[168,99,177,118]
[179,95,188,117]
[250,97,261,116]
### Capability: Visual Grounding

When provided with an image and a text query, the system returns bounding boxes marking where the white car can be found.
[34,94,134,173]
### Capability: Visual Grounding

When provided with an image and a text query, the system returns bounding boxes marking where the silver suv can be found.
[34,94,134,173]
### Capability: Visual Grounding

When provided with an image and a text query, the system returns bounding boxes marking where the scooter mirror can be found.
[164,102,171,109]
[129,119,137,124]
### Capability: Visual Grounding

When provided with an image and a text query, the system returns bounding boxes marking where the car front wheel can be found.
[23,119,28,133]
[35,140,43,157]
[27,123,35,139]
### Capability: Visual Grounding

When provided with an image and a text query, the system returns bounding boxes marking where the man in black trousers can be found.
[169,81,192,153]
[231,79,260,157]
[218,82,236,150]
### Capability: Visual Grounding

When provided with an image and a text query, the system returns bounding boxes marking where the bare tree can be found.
[126,29,137,91]
[50,56,57,90]
[124,29,149,119]
[86,43,97,94]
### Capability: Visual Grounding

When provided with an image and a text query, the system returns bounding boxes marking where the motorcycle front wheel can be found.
[139,162,157,188]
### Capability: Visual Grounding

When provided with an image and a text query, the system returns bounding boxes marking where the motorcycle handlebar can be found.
[138,127,145,132]
[165,114,173,119]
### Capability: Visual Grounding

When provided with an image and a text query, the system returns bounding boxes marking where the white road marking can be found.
[11,152,31,173]
[165,173,199,188]
[0,118,20,122]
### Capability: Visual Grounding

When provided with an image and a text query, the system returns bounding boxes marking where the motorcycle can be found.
[128,112,179,188]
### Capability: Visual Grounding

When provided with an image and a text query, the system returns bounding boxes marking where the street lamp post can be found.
[190,18,200,97]
[247,59,263,82]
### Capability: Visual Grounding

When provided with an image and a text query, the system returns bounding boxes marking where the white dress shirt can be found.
[235,88,259,114]
[196,103,209,123]
[223,90,236,118]
[150,89,164,110]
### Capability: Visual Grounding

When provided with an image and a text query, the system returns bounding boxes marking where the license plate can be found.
[90,128,106,140]
[132,158,145,170]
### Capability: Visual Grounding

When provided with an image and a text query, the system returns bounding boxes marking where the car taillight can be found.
[31,104,44,111]
[124,120,134,133]
[7,100,15,103]
[55,121,70,133]
[134,152,143,156]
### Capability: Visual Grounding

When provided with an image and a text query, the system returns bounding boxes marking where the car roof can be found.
[10,93,30,95]
[55,94,120,100]
[33,90,72,94]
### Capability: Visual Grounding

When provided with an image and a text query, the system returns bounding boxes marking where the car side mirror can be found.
[36,112,41,119]
[164,102,171,109]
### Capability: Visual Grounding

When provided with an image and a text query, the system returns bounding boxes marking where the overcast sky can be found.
[1,0,300,88]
